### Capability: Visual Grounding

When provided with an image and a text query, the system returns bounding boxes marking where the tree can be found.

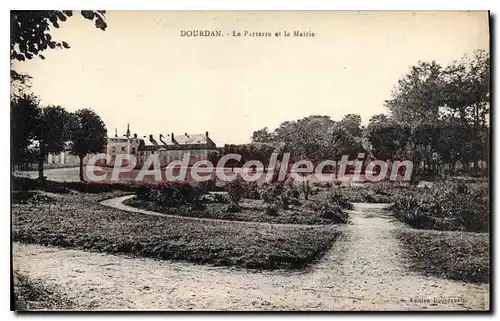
[385,61,444,127]
[11,94,41,169]
[11,10,107,61]
[251,127,274,143]
[338,114,362,137]
[34,106,72,181]
[70,109,107,182]
[384,51,490,177]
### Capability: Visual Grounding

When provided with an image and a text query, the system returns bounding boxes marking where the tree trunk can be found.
[38,153,45,183]
[79,156,85,182]
[302,180,309,201]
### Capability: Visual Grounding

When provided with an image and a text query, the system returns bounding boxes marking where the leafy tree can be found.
[366,114,411,160]
[34,106,73,181]
[251,127,274,143]
[338,113,363,137]
[11,94,41,169]
[385,61,444,127]
[11,10,107,61]
[70,109,107,182]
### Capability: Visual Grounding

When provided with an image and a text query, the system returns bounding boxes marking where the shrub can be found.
[327,189,354,210]
[318,203,349,224]
[136,186,151,200]
[12,191,56,206]
[12,191,37,204]
[224,203,242,213]
[227,176,245,204]
[260,182,300,209]
[203,192,229,204]
[259,182,280,203]
[392,196,437,229]
[264,204,279,216]
[242,181,261,200]
[134,183,203,208]
[392,183,489,232]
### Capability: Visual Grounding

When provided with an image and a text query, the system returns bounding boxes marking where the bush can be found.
[392,196,437,230]
[203,192,229,204]
[12,191,57,206]
[259,182,279,203]
[134,183,203,209]
[392,183,489,232]
[264,204,279,216]
[227,176,245,204]
[260,182,300,209]
[224,203,242,213]
[12,191,38,204]
[242,181,261,200]
[197,179,226,193]
[318,203,349,224]
[327,189,354,210]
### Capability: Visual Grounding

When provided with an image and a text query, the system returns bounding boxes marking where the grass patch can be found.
[397,228,489,283]
[13,193,340,270]
[13,272,75,310]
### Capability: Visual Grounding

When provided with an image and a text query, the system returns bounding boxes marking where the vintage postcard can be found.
[10,10,490,311]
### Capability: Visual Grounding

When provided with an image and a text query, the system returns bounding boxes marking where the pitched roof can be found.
[159,133,209,145]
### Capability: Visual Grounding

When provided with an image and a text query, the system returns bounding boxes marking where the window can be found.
[121,146,126,152]
[111,147,116,153]
[131,147,136,154]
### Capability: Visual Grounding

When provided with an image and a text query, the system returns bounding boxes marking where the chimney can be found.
[206,131,209,137]
[133,133,137,138]
[185,133,188,137]
[149,134,153,141]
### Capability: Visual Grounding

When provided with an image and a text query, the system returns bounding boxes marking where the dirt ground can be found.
[13,202,489,311]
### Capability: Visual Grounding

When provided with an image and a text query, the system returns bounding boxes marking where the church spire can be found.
[126,123,131,138]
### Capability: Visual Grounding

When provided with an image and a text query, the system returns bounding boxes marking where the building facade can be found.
[39,125,217,169]
[105,125,217,168]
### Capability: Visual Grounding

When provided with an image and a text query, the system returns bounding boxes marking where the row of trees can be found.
[11,93,107,181]
[250,50,490,178]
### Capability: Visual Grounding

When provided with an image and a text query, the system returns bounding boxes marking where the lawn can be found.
[397,228,489,283]
[12,192,340,270]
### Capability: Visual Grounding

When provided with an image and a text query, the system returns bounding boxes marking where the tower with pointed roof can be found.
[126,123,131,138]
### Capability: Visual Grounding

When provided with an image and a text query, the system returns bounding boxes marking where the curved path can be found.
[13,202,489,311]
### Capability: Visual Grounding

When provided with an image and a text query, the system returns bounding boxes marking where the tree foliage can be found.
[11,10,107,61]
[11,94,40,168]
[70,109,107,181]
[377,50,490,176]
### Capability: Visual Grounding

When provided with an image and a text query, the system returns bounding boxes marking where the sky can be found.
[12,11,489,145]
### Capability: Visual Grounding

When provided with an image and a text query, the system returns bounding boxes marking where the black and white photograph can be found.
[10,10,491,311]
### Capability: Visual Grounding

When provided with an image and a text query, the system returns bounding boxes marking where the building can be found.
[105,124,217,168]
[31,124,216,169]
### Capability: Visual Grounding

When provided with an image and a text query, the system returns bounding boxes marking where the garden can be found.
[12,177,347,271]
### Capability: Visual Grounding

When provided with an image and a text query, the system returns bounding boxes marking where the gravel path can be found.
[13,203,489,311]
